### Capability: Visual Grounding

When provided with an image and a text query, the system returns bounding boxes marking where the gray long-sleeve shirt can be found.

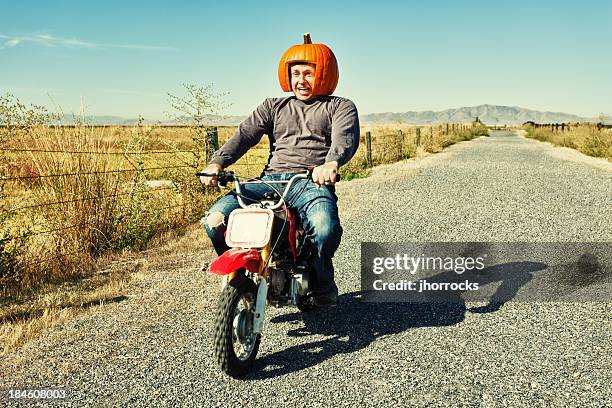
[209,95,360,173]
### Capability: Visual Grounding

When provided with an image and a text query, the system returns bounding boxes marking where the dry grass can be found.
[524,124,612,160]
[0,263,138,355]
[1,123,220,297]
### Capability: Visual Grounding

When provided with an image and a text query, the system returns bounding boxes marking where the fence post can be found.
[446,123,449,135]
[398,129,404,159]
[366,131,373,167]
[415,127,421,147]
[205,126,219,163]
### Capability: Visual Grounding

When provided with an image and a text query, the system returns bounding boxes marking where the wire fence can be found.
[0,122,479,291]
[0,165,195,182]
[1,122,475,218]
[526,122,612,133]
[0,147,200,154]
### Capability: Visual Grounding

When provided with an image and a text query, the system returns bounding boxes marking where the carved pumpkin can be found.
[278,33,339,96]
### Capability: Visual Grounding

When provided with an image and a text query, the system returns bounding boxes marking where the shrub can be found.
[524,124,611,160]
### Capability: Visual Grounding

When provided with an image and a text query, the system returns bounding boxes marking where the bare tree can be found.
[166,83,231,165]
[595,112,609,124]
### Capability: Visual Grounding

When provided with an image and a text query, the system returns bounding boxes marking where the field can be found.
[0,119,488,308]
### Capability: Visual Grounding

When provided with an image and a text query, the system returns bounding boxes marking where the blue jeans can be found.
[203,173,342,293]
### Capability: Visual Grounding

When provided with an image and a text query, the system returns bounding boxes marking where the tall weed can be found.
[524,125,611,160]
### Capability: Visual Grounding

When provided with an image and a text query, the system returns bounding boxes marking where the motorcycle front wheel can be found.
[213,274,260,378]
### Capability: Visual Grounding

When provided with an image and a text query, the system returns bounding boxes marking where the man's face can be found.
[290,63,316,101]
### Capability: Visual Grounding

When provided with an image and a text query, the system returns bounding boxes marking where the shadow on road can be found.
[245,261,546,380]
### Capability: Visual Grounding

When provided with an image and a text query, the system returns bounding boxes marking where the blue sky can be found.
[1,0,611,119]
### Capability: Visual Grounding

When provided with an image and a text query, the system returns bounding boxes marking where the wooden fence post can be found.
[398,129,404,159]
[415,127,421,147]
[446,123,449,135]
[366,131,373,167]
[205,126,219,163]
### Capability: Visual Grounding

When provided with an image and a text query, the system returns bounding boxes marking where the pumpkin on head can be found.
[278,33,339,96]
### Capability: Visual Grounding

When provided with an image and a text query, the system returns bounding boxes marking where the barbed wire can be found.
[0,147,200,155]
[35,248,94,266]
[0,125,487,281]
[0,193,203,244]
[32,207,198,266]
[0,164,194,182]
[0,221,96,244]
[5,186,178,212]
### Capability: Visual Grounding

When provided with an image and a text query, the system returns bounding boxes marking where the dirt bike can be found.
[195,170,340,378]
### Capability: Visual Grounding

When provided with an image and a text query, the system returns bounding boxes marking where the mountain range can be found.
[360,104,592,125]
[68,105,600,126]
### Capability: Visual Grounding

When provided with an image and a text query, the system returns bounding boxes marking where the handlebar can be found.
[195,170,340,210]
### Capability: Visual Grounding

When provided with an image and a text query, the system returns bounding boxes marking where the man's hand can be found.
[312,161,339,187]
[199,163,223,187]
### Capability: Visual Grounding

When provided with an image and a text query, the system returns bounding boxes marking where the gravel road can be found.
[2,131,611,407]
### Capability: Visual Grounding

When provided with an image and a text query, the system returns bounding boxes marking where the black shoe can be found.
[312,284,338,307]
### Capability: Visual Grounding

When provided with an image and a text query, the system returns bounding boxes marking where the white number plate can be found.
[226,208,274,248]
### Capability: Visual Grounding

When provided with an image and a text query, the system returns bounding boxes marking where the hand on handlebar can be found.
[311,161,339,188]
[199,163,223,187]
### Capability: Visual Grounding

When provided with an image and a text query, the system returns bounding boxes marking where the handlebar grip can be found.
[305,168,341,183]
[196,171,234,187]
[196,171,233,178]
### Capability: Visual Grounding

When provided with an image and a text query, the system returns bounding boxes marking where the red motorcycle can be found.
[196,170,338,377]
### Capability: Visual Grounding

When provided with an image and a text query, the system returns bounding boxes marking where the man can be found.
[200,33,359,306]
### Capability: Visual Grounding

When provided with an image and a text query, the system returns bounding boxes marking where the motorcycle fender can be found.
[209,248,261,275]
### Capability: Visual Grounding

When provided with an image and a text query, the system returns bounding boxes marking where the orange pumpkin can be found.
[278,33,339,96]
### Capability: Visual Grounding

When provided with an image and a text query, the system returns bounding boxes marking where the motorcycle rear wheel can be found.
[213,275,260,378]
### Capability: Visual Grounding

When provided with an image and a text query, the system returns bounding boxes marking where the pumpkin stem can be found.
[303,33,312,44]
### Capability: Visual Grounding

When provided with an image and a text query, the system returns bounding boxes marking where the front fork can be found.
[253,280,268,334]
[252,242,271,334]
[220,272,267,335]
